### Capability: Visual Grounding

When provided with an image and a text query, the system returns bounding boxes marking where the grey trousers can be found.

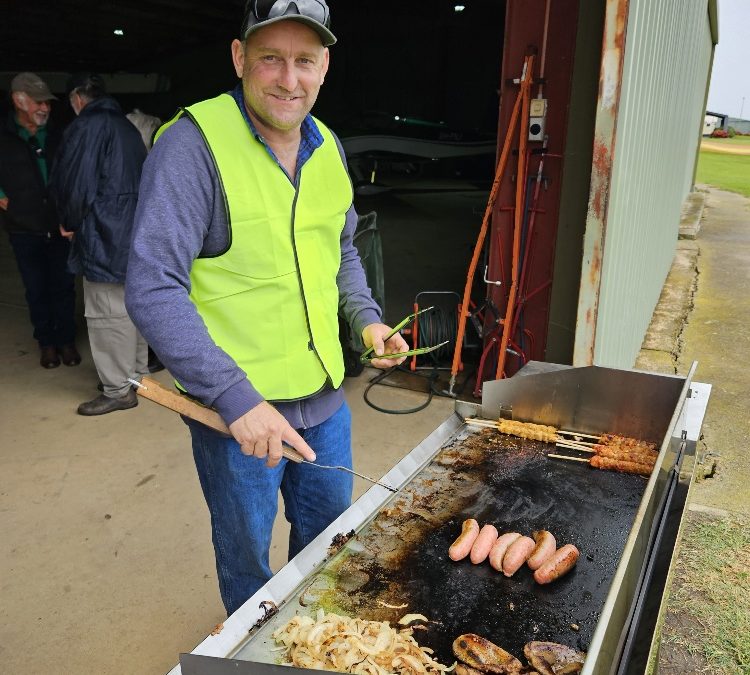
[83,279,148,397]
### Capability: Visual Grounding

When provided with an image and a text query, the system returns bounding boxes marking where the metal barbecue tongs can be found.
[359,306,449,364]
[128,377,398,493]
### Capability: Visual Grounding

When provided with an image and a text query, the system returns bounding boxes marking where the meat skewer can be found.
[466,418,658,462]
[601,433,657,452]
[464,418,559,443]
[497,419,559,443]
[590,454,655,475]
[560,429,657,450]
[555,441,657,466]
[548,453,654,476]
[559,437,657,453]
[594,446,657,465]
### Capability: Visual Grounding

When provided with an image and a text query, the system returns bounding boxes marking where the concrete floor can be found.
[0,228,458,672]
[2,186,747,674]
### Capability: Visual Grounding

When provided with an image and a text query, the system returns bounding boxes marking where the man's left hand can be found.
[362,322,409,369]
[59,224,74,240]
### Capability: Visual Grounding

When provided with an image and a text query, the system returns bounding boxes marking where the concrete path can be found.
[678,188,750,512]
[638,186,750,512]
[700,140,750,155]
[637,187,750,673]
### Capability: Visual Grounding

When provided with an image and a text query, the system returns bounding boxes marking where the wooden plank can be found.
[136,376,229,434]
[135,377,304,463]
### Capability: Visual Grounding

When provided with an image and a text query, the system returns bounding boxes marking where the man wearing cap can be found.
[0,72,79,369]
[126,0,408,615]
[49,73,148,415]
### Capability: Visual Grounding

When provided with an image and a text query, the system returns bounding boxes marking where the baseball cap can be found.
[11,72,58,102]
[241,0,336,46]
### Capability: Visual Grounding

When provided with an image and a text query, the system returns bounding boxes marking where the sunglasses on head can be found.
[243,0,331,34]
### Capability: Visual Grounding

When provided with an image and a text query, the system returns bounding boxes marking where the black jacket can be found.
[0,112,62,235]
[50,96,146,283]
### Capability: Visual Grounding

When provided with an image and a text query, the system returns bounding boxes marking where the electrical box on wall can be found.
[529,98,547,141]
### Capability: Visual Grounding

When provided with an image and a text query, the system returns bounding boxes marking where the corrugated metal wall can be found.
[581,0,714,368]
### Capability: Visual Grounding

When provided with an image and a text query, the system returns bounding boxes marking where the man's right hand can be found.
[228,401,316,468]
[0,197,8,211]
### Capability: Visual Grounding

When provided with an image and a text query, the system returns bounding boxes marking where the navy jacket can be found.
[0,112,61,235]
[50,96,146,283]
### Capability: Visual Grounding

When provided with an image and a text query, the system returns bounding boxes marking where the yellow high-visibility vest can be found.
[162,94,351,400]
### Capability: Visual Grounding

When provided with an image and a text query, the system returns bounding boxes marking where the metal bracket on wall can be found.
[483,265,503,287]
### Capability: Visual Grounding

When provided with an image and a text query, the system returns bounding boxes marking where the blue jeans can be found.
[188,400,353,616]
[8,232,76,347]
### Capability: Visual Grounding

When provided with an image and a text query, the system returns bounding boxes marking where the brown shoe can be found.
[77,389,138,416]
[40,346,61,369]
[60,344,81,366]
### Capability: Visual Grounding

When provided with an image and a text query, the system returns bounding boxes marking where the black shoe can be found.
[40,346,61,369]
[77,389,138,416]
[147,347,165,374]
[60,344,81,366]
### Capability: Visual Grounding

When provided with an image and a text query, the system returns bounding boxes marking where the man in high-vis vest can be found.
[125,0,408,616]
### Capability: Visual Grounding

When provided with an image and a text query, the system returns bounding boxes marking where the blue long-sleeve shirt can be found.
[125,88,380,428]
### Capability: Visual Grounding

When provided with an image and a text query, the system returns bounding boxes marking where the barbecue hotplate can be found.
[173,363,701,675]
[238,426,647,667]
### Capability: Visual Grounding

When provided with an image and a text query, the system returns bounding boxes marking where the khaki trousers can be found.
[83,280,148,397]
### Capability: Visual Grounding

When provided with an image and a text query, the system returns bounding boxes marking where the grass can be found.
[696,150,750,198]
[660,515,750,674]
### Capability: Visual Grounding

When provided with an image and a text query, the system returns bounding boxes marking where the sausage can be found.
[488,532,522,571]
[527,530,557,571]
[533,544,580,584]
[470,524,499,564]
[502,535,536,577]
[449,519,481,561]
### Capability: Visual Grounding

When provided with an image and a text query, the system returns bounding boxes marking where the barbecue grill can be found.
[170,362,710,675]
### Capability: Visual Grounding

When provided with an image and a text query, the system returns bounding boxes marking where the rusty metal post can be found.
[572,0,630,366]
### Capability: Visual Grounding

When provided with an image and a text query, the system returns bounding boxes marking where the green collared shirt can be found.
[0,117,49,199]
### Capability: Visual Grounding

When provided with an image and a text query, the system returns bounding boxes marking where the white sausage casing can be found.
[469,524,499,564]
[488,532,522,571]
[502,535,536,577]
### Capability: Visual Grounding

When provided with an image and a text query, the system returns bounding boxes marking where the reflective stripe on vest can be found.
[181,94,351,401]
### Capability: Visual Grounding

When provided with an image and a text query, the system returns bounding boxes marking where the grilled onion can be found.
[272,609,453,674]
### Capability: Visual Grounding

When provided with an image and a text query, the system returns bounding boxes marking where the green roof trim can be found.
[709,0,719,45]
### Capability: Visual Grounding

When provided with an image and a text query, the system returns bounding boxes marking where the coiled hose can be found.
[363,305,468,414]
